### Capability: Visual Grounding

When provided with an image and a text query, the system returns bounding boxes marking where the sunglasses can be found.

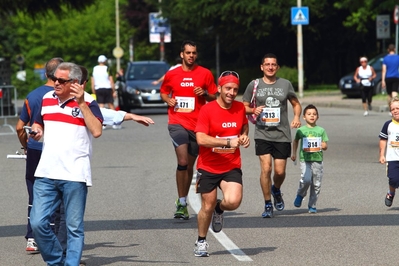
[50,76,73,84]
[219,70,239,79]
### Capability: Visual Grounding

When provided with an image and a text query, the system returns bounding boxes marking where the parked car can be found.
[339,54,385,97]
[117,61,170,111]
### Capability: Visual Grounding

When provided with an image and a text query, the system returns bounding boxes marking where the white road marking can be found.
[189,178,253,262]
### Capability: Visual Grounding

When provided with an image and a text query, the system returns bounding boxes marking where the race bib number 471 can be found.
[174,96,195,113]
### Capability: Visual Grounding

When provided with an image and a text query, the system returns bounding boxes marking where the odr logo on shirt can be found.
[181,82,194,87]
[72,107,80,117]
[222,122,237,128]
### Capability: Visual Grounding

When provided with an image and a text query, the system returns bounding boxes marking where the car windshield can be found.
[368,54,385,71]
[127,64,168,80]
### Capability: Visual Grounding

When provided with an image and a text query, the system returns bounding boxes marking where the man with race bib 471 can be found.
[160,40,217,220]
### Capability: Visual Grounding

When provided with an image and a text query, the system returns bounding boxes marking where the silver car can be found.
[118,61,170,110]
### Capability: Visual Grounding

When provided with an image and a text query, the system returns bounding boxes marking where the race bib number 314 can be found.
[302,137,322,152]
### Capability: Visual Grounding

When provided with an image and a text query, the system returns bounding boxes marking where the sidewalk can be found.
[298,92,389,112]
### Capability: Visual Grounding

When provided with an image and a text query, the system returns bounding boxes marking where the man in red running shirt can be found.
[161,40,217,220]
[193,71,250,257]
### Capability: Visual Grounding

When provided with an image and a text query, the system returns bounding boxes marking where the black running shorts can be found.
[196,168,242,194]
[255,139,291,159]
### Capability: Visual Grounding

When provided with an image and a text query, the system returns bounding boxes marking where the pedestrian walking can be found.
[91,55,116,110]
[15,57,64,253]
[353,56,377,116]
[30,62,103,265]
[382,44,399,104]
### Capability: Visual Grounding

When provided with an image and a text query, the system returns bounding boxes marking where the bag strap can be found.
[250,79,259,103]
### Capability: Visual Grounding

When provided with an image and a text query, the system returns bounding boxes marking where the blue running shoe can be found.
[385,193,394,207]
[294,195,303,208]
[262,203,273,218]
[271,185,285,211]
[308,207,317,214]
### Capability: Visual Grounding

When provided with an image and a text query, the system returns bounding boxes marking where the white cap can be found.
[98,55,107,63]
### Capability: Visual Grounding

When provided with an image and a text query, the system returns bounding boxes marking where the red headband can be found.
[218,75,240,87]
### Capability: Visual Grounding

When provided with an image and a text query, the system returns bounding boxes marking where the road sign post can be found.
[291,3,309,98]
[376,15,390,53]
[394,6,399,53]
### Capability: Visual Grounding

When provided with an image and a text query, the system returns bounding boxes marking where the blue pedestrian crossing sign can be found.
[291,7,309,25]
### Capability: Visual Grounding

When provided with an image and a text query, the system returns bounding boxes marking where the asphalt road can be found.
[0,103,396,266]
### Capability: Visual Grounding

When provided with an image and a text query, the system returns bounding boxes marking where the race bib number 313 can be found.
[260,107,280,126]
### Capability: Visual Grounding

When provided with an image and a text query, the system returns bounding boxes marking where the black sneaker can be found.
[385,193,394,207]
[271,185,285,211]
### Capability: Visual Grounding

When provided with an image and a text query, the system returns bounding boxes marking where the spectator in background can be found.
[353,56,377,116]
[15,57,64,253]
[30,62,103,266]
[382,44,399,105]
[115,68,125,83]
[91,55,116,110]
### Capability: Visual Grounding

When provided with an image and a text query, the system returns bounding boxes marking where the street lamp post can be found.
[115,0,120,72]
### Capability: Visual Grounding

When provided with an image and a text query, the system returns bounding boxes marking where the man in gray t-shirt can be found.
[242,53,302,218]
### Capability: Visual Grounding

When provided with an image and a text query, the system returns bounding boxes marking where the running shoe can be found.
[194,240,209,257]
[294,195,303,208]
[211,199,224,233]
[262,203,274,218]
[174,199,189,220]
[308,207,317,214]
[26,238,39,252]
[385,193,394,207]
[271,185,285,211]
[363,111,368,116]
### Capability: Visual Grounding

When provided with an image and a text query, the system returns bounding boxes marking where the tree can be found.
[0,0,95,16]
[7,0,137,97]
[334,0,397,32]
[152,0,398,85]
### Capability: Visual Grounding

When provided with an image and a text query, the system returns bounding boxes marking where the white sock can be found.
[179,197,187,206]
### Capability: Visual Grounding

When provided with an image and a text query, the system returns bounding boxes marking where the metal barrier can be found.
[0,85,18,135]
